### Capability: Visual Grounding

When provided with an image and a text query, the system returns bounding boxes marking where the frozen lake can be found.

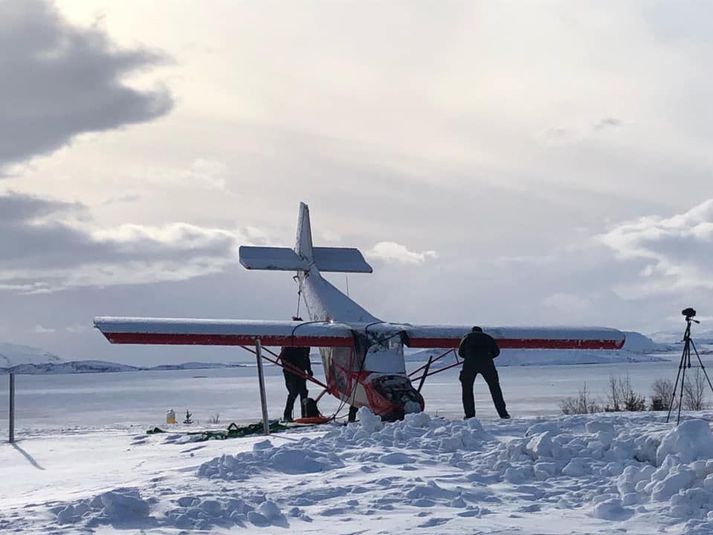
[0,352,700,433]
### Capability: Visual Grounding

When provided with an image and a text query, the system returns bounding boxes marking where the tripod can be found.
[666,314,713,424]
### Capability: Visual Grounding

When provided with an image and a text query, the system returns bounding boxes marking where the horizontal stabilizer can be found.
[94,317,355,347]
[313,247,373,273]
[239,246,309,271]
[239,245,372,273]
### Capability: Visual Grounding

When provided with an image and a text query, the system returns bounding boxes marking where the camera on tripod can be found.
[682,307,697,321]
[668,307,712,424]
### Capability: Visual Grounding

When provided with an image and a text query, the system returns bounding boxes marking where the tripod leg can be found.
[676,345,689,425]
[667,347,687,423]
[690,339,713,395]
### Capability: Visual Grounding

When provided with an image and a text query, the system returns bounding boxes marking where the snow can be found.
[0,342,63,368]
[2,342,713,533]
[1,360,246,375]
[656,419,713,465]
[94,316,355,338]
[5,408,713,534]
[622,331,674,353]
[5,360,137,375]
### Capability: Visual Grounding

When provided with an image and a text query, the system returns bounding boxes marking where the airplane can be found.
[94,202,625,422]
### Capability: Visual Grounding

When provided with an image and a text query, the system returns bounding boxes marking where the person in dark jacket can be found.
[458,326,510,419]
[279,317,313,422]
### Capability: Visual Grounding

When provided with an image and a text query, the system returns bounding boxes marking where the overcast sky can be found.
[2,0,713,365]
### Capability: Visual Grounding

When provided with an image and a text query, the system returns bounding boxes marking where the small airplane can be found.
[94,203,625,421]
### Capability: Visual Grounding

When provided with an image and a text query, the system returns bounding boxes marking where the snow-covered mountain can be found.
[149,362,245,371]
[650,328,713,346]
[0,342,64,368]
[0,340,251,375]
[8,360,139,375]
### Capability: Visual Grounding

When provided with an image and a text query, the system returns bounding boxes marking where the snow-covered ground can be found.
[3,410,713,534]
[2,344,713,533]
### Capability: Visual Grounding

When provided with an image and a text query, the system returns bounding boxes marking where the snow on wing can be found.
[93,317,355,347]
[402,325,626,350]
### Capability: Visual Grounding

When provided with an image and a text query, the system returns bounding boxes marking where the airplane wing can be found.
[94,317,355,347]
[401,325,626,350]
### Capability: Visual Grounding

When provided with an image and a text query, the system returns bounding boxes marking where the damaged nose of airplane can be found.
[372,375,425,421]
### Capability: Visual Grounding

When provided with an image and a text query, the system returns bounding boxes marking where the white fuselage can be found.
[298,267,416,413]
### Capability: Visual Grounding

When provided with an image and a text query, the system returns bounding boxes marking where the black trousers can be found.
[460,359,508,418]
[284,375,308,420]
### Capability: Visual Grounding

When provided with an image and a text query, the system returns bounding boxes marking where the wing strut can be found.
[409,348,465,390]
[254,339,270,435]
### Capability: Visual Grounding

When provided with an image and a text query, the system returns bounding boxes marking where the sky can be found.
[1,0,713,365]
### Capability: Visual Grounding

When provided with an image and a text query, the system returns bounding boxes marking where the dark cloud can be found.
[593,117,622,130]
[0,0,172,168]
[0,191,241,292]
[0,190,81,221]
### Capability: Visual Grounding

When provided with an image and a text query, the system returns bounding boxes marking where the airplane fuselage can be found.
[299,267,424,420]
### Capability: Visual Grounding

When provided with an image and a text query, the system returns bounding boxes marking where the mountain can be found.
[8,360,138,375]
[0,342,64,368]
[619,331,676,353]
[650,329,713,346]
[148,362,245,371]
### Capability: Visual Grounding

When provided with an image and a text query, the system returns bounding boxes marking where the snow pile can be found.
[52,488,153,529]
[45,412,713,533]
[165,496,289,530]
[198,439,345,479]
[624,420,713,525]
[496,416,713,531]
[199,409,495,484]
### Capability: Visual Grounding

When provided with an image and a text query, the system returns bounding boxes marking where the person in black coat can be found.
[458,326,510,419]
[279,317,313,421]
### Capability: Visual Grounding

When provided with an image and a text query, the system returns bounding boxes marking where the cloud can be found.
[0,0,172,169]
[598,199,713,294]
[542,292,591,314]
[367,241,438,265]
[0,191,247,292]
[141,159,230,191]
[593,117,623,130]
[541,117,623,145]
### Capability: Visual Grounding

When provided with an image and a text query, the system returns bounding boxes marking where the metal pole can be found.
[417,355,434,393]
[9,373,15,443]
[255,339,270,435]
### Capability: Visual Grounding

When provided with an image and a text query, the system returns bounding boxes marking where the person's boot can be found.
[283,409,293,422]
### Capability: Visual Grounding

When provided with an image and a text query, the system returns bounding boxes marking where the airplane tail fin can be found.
[295,201,314,261]
[238,202,373,273]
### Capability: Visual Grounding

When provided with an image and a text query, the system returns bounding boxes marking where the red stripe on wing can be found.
[103,332,354,348]
[406,337,625,350]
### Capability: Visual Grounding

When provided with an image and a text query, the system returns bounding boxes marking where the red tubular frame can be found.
[409,348,464,387]
[240,344,329,390]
